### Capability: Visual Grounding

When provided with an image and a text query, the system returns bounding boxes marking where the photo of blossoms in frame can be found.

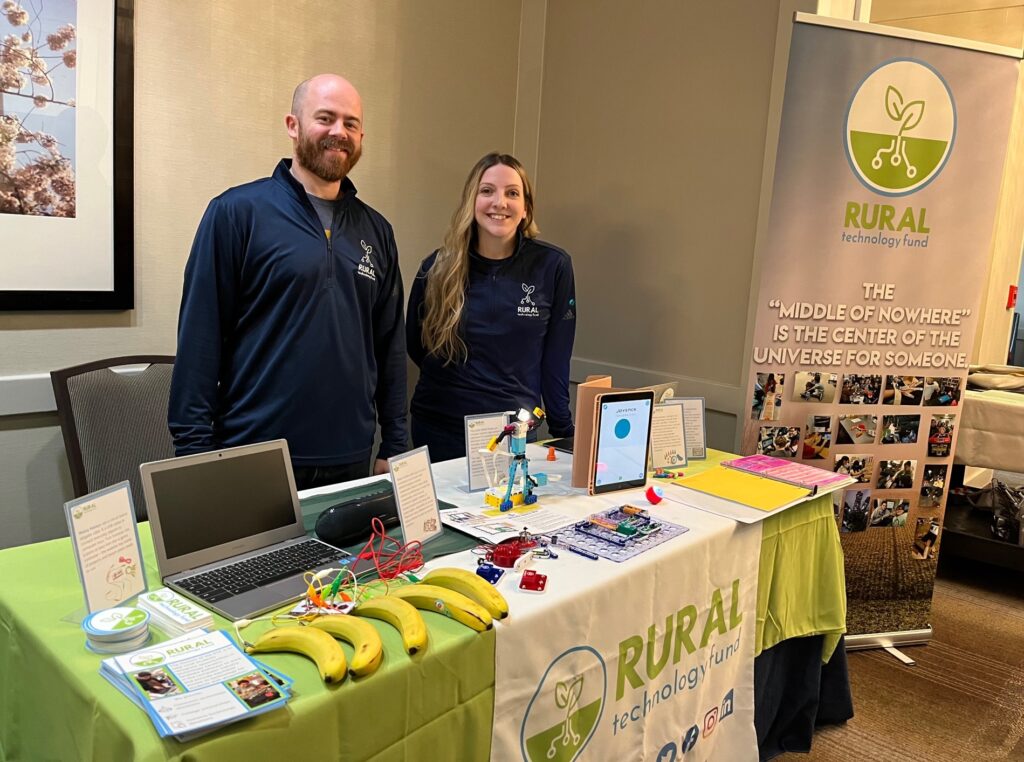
[0,0,134,311]
[1,0,77,217]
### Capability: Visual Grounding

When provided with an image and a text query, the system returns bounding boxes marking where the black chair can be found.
[51,356,176,519]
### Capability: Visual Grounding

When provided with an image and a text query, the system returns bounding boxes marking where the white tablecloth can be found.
[427,446,762,762]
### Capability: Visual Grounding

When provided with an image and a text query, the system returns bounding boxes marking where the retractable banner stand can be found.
[743,16,1018,642]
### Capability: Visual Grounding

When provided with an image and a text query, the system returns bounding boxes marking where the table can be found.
[954,388,1024,472]
[432,448,847,760]
[0,449,849,761]
[0,522,494,761]
[945,388,1024,571]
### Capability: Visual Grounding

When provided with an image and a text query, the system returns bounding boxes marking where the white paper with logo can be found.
[103,629,289,739]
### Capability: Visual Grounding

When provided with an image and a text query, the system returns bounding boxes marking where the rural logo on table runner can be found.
[845,59,955,196]
[520,646,606,762]
[515,578,751,760]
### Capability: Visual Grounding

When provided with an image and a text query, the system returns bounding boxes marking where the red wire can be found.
[353,516,424,580]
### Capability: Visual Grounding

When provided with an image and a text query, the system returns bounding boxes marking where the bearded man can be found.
[169,74,407,487]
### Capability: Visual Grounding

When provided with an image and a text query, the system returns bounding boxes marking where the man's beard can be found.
[295,125,361,182]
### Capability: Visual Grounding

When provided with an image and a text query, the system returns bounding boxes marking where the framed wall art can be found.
[0,0,134,310]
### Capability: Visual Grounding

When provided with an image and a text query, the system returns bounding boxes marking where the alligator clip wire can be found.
[353,517,425,580]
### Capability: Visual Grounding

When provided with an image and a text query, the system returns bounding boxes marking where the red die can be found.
[519,569,547,593]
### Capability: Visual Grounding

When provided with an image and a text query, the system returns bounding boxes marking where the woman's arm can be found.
[405,257,433,368]
[539,253,577,437]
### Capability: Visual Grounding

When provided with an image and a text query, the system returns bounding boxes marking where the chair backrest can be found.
[51,356,176,520]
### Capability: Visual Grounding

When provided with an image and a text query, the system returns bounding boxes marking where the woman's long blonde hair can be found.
[420,153,539,364]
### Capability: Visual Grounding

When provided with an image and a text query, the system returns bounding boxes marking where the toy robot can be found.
[485,407,549,511]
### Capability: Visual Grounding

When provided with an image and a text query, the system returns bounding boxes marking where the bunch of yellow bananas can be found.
[244,567,510,683]
[243,613,389,683]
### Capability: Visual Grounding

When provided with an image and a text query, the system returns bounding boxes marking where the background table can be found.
[955,388,1024,471]
[0,449,849,761]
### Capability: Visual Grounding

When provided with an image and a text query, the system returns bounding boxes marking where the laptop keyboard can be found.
[176,539,343,603]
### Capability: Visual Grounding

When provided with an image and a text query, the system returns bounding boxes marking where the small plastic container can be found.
[82,606,151,653]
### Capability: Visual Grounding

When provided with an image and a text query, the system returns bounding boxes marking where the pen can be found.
[560,543,599,561]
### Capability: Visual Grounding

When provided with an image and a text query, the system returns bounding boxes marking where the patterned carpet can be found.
[779,556,1024,760]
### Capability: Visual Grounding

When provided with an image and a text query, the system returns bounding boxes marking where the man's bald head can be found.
[290,74,362,120]
[286,74,365,186]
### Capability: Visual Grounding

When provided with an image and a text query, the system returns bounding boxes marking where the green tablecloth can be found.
[0,522,493,761]
[757,494,846,660]
[0,454,845,760]
[678,450,846,661]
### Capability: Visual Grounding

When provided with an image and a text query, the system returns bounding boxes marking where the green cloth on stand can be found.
[0,524,494,762]
[672,450,847,661]
[757,495,846,661]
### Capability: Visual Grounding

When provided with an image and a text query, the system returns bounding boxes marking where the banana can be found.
[424,567,510,620]
[309,615,385,678]
[353,596,428,655]
[390,583,493,633]
[245,625,347,684]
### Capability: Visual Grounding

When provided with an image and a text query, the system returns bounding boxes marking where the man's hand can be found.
[373,458,390,476]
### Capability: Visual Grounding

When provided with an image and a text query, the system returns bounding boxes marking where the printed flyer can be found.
[101,629,290,740]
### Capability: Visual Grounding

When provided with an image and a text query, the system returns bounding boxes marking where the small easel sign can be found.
[64,482,148,612]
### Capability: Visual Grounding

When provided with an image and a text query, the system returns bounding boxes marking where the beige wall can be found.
[868,1,1024,365]
[0,0,526,548]
[0,0,819,547]
[873,0,1024,48]
[533,0,815,448]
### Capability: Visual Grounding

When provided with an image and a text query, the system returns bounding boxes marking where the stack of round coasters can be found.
[82,606,151,654]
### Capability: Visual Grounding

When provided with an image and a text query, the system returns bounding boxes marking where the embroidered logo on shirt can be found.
[358,239,377,282]
[518,283,539,317]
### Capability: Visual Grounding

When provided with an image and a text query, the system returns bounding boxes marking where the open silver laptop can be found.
[140,439,348,621]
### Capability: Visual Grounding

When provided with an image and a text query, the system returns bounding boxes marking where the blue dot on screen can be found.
[615,418,631,439]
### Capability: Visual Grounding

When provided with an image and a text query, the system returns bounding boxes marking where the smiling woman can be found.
[474,163,527,257]
[406,152,578,461]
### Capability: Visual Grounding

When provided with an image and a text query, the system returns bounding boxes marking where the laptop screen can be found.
[146,444,298,561]
[144,440,303,577]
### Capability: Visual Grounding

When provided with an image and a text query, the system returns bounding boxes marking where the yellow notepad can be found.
[673,467,811,512]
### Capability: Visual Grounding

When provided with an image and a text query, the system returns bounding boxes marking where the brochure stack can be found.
[100,629,293,741]
[138,587,213,636]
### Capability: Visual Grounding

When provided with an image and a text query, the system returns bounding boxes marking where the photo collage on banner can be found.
[742,20,1017,637]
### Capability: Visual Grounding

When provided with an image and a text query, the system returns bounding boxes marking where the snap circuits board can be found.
[555,505,688,562]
